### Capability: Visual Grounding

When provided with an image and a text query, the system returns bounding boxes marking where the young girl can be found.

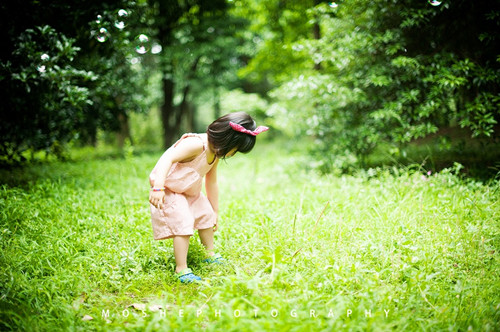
[148,112,268,283]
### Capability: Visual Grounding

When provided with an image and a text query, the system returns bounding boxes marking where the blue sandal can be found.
[175,268,201,283]
[203,253,225,264]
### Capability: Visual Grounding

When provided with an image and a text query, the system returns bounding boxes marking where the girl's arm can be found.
[149,137,204,208]
[205,159,219,230]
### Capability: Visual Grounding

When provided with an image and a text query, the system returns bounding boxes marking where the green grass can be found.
[1,142,499,331]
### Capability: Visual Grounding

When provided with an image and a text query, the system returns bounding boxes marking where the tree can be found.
[0,0,152,161]
[238,0,500,170]
[148,0,247,148]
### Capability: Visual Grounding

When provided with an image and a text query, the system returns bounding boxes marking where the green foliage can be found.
[0,26,96,162]
[0,0,156,162]
[2,0,498,169]
[238,0,500,170]
[129,108,164,148]
[0,144,499,330]
[235,0,316,85]
[73,2,157,143]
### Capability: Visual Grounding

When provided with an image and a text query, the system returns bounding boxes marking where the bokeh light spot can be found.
[151,43,162,54]
[118,9,128,18]
[96,27,110,43]
[114,21,125,29]
[134,34,150,54]
[428,0,442,6]
[115,9,128,29]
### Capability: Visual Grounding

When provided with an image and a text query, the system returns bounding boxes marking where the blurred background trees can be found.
[0,0,151,160]
[0,0,249,161]
[1,0,499,173]
[240,0,499,170]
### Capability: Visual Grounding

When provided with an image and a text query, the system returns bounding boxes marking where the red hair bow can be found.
[229,121,269,136]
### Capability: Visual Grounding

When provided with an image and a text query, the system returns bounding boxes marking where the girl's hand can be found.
[213,213,218,232]
[149,190,165,209]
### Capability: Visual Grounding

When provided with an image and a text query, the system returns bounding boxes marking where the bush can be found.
[0,26,96,162]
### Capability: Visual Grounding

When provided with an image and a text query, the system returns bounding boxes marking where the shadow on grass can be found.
[0,145,163,188]
[365,138,500,181]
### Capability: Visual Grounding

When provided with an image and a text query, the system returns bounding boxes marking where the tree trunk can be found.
[213,86,221,120]
[157,0,183,148]
[161,77,176,148]
[186,102,195,132]
[117,112,132,149]
[89,129,98,147]
[179,56,200,134]
[190,103,197,131]
[313,0,322,71]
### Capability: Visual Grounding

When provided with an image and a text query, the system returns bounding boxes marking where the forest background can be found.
[1,0,499,330]
[1,0,499,173]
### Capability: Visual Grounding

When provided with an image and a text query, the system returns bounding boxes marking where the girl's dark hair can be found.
[207,112,257,158]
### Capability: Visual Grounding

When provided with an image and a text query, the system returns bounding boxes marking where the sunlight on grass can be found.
[1,142,499,330]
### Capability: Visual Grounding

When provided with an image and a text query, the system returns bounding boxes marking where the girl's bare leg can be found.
[198,227,215,256]
[173,235,190,273]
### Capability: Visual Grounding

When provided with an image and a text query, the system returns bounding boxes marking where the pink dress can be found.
[149,134,216,240]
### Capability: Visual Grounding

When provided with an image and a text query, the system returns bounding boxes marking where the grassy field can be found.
[1,142,499,331]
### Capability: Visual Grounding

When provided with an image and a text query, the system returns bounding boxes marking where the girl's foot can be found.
[175,268,201,283]
[203,253,225,264]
